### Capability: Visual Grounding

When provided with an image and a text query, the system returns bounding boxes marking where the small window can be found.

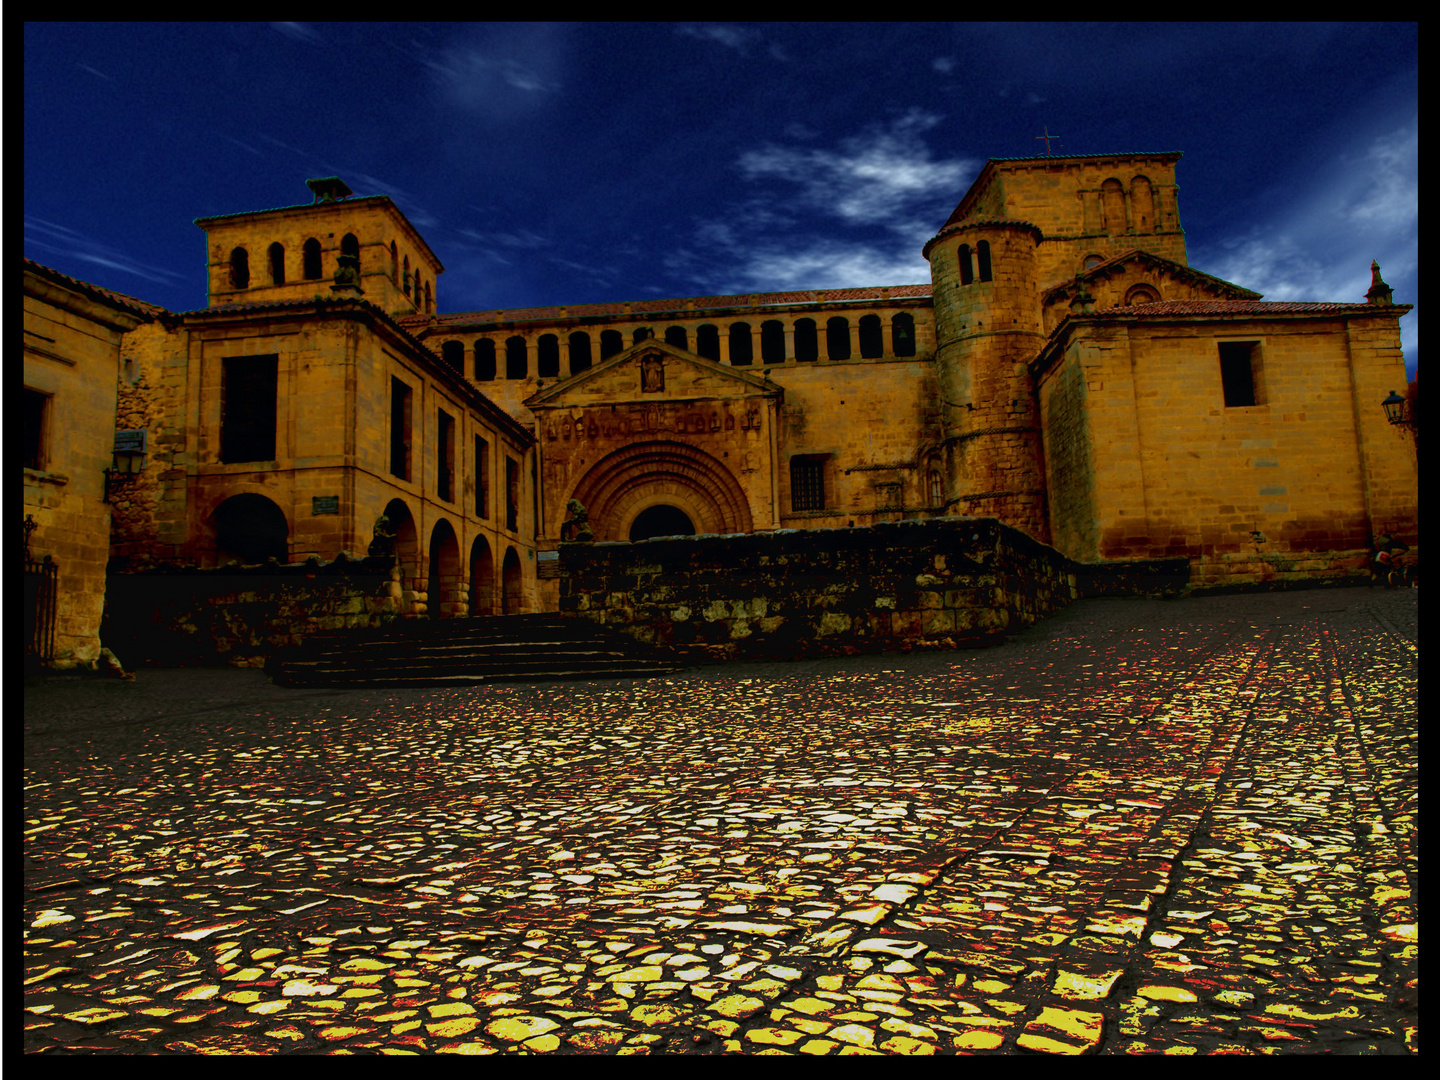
[761,320,786,364]
[538,334,560,378]
[633,327,652,345]
[475,436,490,518]
[437,409,455,502]
[790,456,826,512]
[505,457,519,532]
[892,313,916,357]
[826,317,851,360]
[729,322,753,366]
[303,239,322,281]
[390,377,413,480]
[958,243,974,286]
[665,325,688,351]
[505,336,528,380]
[229,247,250,290]
[220,355,278,463]
[1219,341,1261,408]
[268,242,286,285]
[1083,254,1104,271]
[24,387,50,471]
[976,240,992,282]
[1124,285,1160,305]
[341,233,360,265]
[794,318,818,362]
[695,324,720,362]
[929,469,944,508]
[390,241,398,285]
[569,331,593,374]
[858,315,883,359]
[474,339,497,381]
[401,255,410,297]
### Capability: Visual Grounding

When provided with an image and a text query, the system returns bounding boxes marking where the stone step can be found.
[266,614,679,688]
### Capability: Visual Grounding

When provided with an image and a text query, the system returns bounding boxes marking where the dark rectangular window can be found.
[24,388,50,471]
[390,377,412,480]
[220,355,278,463]
[437,408,455,502]
[1219,342,1259,408]
[790,456,825,512]
[505,456,519,531]
[475,435,490,518]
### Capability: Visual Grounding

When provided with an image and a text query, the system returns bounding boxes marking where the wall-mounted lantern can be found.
[103,429,146,503]
[1381,390,1414,428]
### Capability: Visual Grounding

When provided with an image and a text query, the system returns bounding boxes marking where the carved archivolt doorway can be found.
[568,440,753,542]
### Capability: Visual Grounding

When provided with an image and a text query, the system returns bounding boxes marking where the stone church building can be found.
[24,153,1417,659]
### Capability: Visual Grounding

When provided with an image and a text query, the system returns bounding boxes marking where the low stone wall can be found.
[558,517,1189,664]
[102,556,405,668]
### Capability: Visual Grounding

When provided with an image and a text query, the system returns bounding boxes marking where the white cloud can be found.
[25,216,183,286]
[932,56,956,74]
[736,110,978,231]
[427,25,568,120]
[271,22,325,45]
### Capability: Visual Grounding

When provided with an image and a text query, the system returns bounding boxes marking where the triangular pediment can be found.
[1043,249,1263,308]
[524,338,781,409]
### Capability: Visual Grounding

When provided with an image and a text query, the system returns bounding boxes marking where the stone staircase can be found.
[265,614,684,688]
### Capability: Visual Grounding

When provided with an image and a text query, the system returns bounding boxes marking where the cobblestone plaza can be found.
[23,587,1417,1055]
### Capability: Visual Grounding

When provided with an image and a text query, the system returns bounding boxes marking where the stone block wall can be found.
[102,557,404,668]
[558,517,1185,664]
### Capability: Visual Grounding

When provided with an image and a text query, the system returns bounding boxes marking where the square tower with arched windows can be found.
[195,178,444,316]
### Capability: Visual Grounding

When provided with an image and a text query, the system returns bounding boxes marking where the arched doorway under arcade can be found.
[373,499,420,615]
[208,493,289,566]
[470,535,495,617]
[501,547,523,615]
[427,519,461,619]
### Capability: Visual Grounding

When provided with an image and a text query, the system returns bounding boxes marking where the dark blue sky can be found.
[24,22,1418,377]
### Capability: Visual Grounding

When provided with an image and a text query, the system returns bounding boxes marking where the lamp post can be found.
[103,431,146,503]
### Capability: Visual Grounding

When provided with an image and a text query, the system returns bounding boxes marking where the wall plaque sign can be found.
[312,495,340,515]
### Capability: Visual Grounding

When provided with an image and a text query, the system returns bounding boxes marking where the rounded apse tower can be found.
[923,217,1051,543]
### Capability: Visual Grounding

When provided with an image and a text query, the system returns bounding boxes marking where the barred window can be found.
[790,456,825,512]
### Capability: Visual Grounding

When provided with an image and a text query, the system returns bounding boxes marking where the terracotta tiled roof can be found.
[23,258,166,319]
[1095,300,1407,316]
[413,285,933,329]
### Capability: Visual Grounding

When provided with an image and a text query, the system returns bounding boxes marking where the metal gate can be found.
[25,555,58,666]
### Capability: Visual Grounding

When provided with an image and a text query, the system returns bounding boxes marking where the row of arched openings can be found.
[226,235,435,313]
[207,493,522,616]
[443,313,918,381]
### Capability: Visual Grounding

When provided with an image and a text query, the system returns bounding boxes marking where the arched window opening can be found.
[304,238,323,281]
[229,247,250,289]
[891,313,916,357]
[538,334,560,378]
[469,536,494,617]
[794,318,818,362]
[268,243,285,286]
[474,339,497,381]
[664,325,688,351]
[858,314,883,359]
[568,331,592,375]
[760,320,785,364]
[976,240,993,283]
[632,327,652,345]
[958,243,974,286]
[341,233,360,267]
[505,336,528,379]
[729,322,754,366]
[441,341,464,369]
[696,324,720,362]
[929,469,944,508]
[424,282,433,314]
[401,255,411,297]
[390,241,398,285]
[1083,253,1104,272]
[1101,178,1127,234]
[1130,176,1155,232]
[600,329,623,360]
[1124,284,1160,306]
[826,317,851,360]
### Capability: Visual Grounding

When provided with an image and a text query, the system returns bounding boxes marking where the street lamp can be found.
[1381,390,1413,428]
[103,430,146,503]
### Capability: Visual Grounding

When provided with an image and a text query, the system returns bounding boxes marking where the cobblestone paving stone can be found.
[23,587,1417,1055]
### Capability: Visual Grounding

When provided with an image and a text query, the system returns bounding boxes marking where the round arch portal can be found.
[568,440,753,543]
[628,504,696,541]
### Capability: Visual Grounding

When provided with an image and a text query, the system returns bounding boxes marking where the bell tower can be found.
[924,214,1050,542]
